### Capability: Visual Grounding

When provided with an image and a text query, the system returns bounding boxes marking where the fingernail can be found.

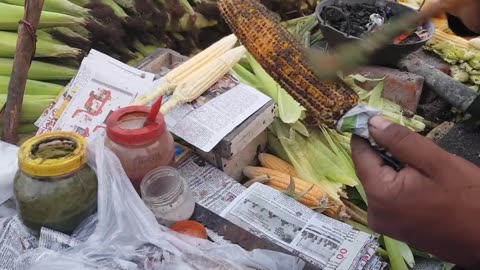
[369,116,392,130]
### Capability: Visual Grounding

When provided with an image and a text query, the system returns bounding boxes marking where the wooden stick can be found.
[1,0,45,144]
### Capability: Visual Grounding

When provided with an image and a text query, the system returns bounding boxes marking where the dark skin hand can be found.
[446,0,480,33]
[351,116,480,269]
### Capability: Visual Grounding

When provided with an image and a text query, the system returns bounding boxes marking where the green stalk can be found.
[0,2,86,30]
[0,0,91,17]
[0,75,64,95]
[0,31,82,58]
[0,58,77,80]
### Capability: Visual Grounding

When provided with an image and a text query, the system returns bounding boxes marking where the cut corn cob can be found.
[0,58,77,80]
[258,153,298,177]
[0,0,91,17]
[0,75,63,95]
[0,31,82,58]
[159,46,246,114]
[133,34,238,105]
[0,2,86,30]
[218,0,359,128]
[243,166,329,201]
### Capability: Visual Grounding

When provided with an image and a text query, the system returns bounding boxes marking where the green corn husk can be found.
[98,0,129,18]
[37,30,65,46]
[0,75,64,95]
[0,94,55,124]
[112,0,136,12]
[69,0,89,6]
[132,40,159,57]
[44,27,91,41]
[0,0,91,17]
[0,123,38,135]
[0,31,83,58]
[67,25,92,39]
[43,27,92,51]
[0,2,86,30]
[0,58,77,80]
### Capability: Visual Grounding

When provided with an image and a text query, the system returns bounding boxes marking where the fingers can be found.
[350,135,397,192]
[368,116,450,176]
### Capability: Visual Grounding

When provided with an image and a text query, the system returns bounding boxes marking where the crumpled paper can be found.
[336,103,381,139]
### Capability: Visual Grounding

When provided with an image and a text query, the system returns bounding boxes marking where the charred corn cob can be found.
[218,0,359,128]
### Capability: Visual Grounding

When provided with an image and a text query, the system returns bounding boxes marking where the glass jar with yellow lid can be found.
[14,132,98,235]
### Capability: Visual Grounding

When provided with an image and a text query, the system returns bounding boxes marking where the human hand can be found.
[351,116,480,269]
[429,0,480,33]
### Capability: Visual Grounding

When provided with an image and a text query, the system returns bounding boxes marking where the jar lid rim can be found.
[18,132,88,177]
[106,106,166,146]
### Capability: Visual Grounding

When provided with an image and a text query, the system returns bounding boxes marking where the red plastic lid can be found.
[106,105,166,146]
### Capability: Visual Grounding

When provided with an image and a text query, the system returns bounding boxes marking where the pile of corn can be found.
[425,21,480,89]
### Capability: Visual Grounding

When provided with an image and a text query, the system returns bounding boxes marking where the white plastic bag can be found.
[26,137,305,270]
[0,141,18,205]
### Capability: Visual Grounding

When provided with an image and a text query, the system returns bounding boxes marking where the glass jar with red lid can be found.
[105,105,175,193]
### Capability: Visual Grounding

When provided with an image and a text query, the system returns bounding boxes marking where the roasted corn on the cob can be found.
[218,0,359,128]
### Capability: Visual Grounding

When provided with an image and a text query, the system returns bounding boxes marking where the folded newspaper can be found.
[35,49,271,153]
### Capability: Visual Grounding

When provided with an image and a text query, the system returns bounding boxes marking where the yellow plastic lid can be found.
[18,132,88,178]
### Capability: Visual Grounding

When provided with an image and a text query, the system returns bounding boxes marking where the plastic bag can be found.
[26,137,305,270]
[0,141,18,205]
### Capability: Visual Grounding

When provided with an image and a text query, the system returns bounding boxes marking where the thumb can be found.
[368,116,450,175]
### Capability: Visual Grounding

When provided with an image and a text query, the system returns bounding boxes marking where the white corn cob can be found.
[133,34,238,105]
[160,46,247,115]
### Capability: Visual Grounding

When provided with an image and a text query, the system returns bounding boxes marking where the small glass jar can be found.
[105,106,175,193]
[14,132,98,235]
[140,166,195,227]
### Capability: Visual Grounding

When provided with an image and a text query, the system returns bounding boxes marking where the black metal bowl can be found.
[315,0,435,66]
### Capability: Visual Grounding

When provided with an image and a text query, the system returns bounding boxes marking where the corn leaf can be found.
[245,53,304,124]
[396,241,415,268]
[384,236,412,270]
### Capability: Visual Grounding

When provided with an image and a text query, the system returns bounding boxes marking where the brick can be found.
[348,66,424,112]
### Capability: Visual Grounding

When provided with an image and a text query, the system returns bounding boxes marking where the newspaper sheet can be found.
[36,50,156,140]
[0,216,37,270]
[220,183,383,270]
[160,74,271,152]
[177,154,246,214]
[36,49,271,152]
[177,154,384,270]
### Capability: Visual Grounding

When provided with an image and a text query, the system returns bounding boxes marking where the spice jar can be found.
[140,166,195,227]
[14,132,98,235]
[105,106,175,193]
